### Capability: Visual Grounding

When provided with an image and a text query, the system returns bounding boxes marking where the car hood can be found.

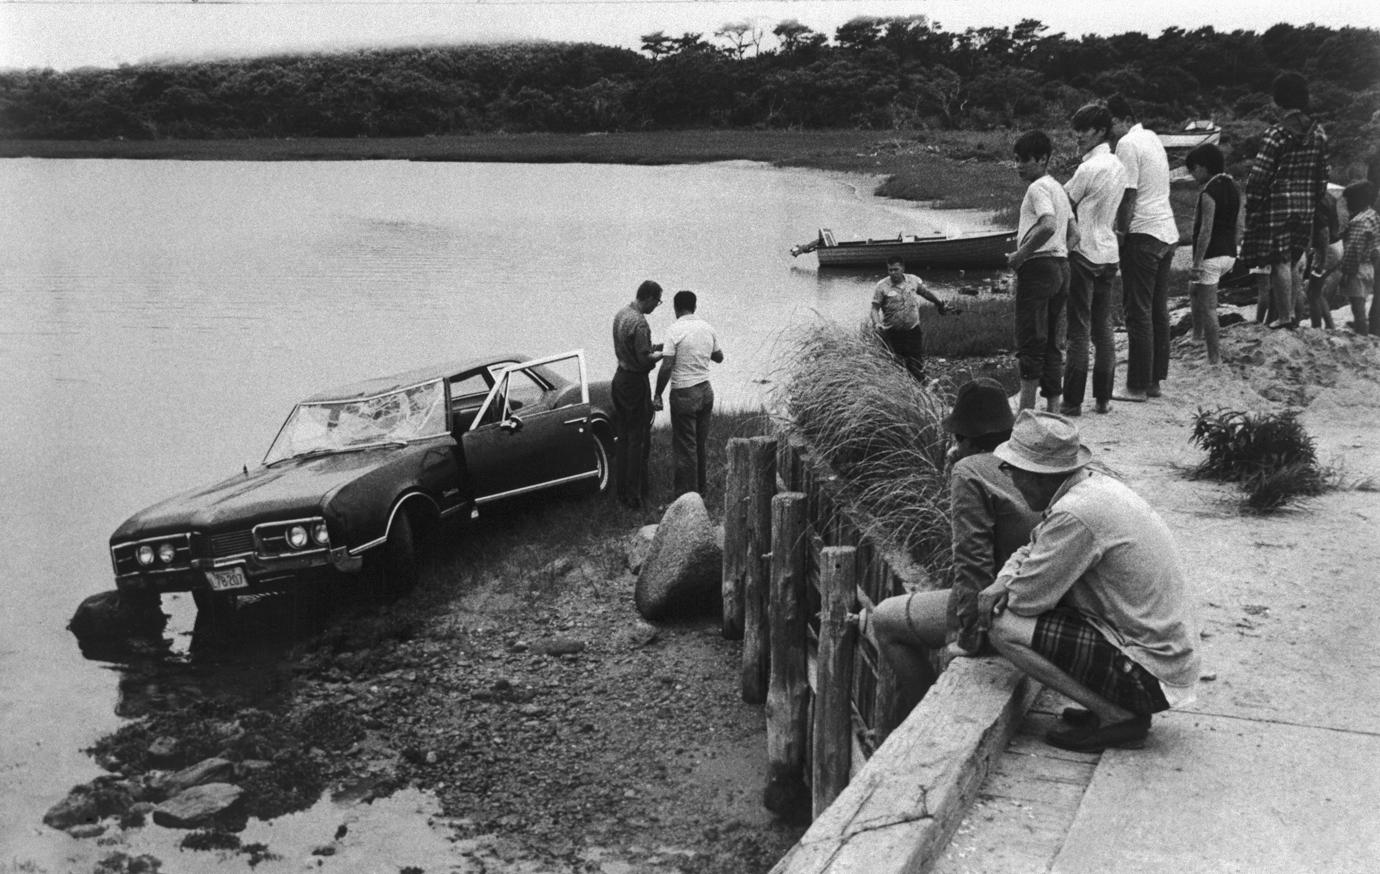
[111,448,402,540]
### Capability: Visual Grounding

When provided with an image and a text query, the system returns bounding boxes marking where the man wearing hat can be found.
[979,410,1200,752]
[869,379,1041,715]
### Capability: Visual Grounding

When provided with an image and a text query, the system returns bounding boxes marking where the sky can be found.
[1,0,1377,72]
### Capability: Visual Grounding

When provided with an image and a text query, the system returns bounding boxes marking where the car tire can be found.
[377,508,419,596]
[192,589,238,636]
[590,432,613,495]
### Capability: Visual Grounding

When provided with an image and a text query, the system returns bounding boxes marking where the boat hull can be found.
[814,231,1017,269]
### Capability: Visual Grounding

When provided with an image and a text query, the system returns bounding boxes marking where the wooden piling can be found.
[741,435,777,705]
[813,545,857,817]
[721,438,751,640]
[764,492,810,820]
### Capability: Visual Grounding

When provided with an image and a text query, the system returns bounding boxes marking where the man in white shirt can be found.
[1064,103,1128,416]
[1109,94,1180,403]
[871,256,949,382]
[654,290,724,497]
[979,411,1200,753]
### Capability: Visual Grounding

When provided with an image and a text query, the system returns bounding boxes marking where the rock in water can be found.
[634,493,722,620]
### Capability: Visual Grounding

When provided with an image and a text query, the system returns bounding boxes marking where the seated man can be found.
[979,411,1200,752]
[868,379,1041,716]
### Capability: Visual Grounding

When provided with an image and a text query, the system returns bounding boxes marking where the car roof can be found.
[302,354,529,403]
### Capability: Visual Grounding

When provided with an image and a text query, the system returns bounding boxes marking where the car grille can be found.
[208,530,255,557]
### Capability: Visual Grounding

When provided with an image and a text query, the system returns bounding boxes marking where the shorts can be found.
[1190,255,1236,286]
[1343,263,1375,300]
[1031,606,1170,715]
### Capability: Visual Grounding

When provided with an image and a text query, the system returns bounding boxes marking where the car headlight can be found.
[286,524,309,550]
[136,545,155,566]
[157,542,177,564]
[312,521,330,546]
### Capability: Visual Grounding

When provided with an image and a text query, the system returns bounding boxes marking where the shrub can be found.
[1189,408,1330,512]
[775,321,952,573]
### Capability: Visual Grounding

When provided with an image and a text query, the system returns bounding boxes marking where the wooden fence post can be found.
[764,492,809,820]
[813,545,857,818]
[741,435,777,705]
[721,438,751,640]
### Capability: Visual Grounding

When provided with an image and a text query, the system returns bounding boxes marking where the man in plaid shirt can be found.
[1241,73,1331,330]
[1340,180,1379,335]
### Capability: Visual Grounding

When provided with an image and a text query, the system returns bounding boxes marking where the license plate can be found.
[205,567,249,592]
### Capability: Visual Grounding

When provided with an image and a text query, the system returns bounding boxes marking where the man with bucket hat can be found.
[868,379,1041,717]
[979,410,1200,752]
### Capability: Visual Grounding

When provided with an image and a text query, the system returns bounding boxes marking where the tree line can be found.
[1,17,1376,161]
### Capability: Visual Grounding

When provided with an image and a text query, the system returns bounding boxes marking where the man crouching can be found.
[979,410,1200,752]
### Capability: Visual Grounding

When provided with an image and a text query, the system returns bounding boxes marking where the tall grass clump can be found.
[776,321,953,573]
[1189,408,1331,512]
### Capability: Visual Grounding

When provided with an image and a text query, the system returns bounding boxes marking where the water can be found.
[0,158,998,862]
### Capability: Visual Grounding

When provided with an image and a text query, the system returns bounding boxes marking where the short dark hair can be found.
[1344,180,1376,213]
[635,280,663,302]
[673,289,697,312]
[1013,130,1052,162]
[1185,143,1225,175]
[1272,72,1310,111]
[1070,103,1113,139]
[886,256,905,267]
[1105,94,1135,122]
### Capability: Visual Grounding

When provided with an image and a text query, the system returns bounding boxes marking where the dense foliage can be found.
[2,18,1376,160]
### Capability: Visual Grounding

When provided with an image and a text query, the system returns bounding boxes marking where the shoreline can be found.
[0,129,1025,217]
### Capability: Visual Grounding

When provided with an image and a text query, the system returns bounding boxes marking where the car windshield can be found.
[264,380,447,465]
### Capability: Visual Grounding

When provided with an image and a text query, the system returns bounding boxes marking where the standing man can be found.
[1240,72,1331,331]
[1108,94,1179,403]
[1008,130,1073,412]
[979,411,1200,752]
[871,256,948,382]
[1063,102,1127,416]
[611,280,664,509]
[654,290,724,497]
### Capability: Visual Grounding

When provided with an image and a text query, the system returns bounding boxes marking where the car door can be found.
[461,351,595,505]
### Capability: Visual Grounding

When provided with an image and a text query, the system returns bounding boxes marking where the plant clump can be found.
[1189,408,1331,512]
[777,321,953,572]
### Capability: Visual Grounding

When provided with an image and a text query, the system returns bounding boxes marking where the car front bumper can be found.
[114,545,364,596]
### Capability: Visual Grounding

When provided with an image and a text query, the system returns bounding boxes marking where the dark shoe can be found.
[1267,319,1297,330]
[1059,404,1082,417]
[1094,400,1111,414]
[1112,389,1148,403]
[1146,382,1162,398]
[1046,714,1151,752]
[1060,706,1099,727]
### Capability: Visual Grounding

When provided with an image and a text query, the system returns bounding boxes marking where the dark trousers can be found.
[1014,257,1069,398]
[1120,234,1174,391]
[880,323,926,381]
[669,381,714,497]
[1065,255,1118,407]
[611,368,653,507]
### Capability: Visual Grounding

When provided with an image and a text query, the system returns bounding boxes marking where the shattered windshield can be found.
[264,380,447,465]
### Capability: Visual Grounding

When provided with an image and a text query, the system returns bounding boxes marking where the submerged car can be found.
[108,350,613,617]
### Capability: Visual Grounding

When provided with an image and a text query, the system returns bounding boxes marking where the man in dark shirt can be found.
[611,280,664,509]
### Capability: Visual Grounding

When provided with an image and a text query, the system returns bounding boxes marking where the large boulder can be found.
[152,783,243,828]
[626,524,659,574]
[634,493,722,621]
[150,757,236,799]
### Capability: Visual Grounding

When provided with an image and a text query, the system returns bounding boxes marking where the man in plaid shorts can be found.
[978,411,1200,752]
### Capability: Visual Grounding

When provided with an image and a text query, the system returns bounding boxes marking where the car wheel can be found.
[378,509,419,596]
[591,433,613,495]
[192,589,238,636]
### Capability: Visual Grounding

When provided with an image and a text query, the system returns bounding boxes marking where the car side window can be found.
[449,372,493,431]
[505,369,547,412]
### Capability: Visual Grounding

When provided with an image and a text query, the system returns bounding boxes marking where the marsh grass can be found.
[921,296,1015,358]
[775,322,953,575]
[1189,408,1332,513]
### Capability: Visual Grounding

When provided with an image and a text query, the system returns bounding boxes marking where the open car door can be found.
[461,350,597,506]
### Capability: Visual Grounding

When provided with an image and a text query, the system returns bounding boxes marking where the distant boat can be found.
[1158,120,1222,151]
[791,228,1017,269]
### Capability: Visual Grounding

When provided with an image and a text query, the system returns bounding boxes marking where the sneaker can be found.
[1267,319,1298,330]
[1046,714,1151,752]
[1112,389,1148,403]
